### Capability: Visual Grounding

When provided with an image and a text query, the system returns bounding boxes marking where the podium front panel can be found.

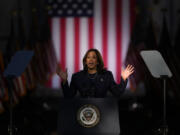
[57,98,120,135]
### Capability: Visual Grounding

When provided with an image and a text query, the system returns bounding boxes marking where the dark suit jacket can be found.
[62,70,127,98]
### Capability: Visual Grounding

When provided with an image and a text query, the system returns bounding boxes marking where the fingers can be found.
[126,64,134,73]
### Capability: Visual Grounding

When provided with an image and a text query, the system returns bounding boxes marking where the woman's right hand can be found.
[56,64,68,83]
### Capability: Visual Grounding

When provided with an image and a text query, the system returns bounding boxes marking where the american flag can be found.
[46,0,136,88]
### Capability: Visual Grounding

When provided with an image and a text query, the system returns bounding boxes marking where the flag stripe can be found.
[102,0,108,68]
[122,0,130,64]
[107,0,116,79]
[116,0,122,83]
[80,18,88,70]
[51,18,61,88]
[60,18,66,71]
[66,18,75,83]
[94,0,102,53]
[74,18,80,72]
[88,18,94,49]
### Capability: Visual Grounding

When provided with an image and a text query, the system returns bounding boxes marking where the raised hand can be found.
[56,64,68,83]
[121,64,134,81]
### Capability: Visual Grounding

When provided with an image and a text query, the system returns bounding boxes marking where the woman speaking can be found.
[56,48,134,98]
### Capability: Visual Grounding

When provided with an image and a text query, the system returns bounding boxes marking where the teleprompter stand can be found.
[140,50,172,135]
[4,51,34,135]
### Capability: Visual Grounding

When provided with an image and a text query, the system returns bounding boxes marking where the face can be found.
[86,51,98,70]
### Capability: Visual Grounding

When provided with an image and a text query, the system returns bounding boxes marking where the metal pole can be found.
[162,76,168,135]
[163,78,166,124]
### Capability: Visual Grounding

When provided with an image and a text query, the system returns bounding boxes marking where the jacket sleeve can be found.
[61,74,77,98]
[108,71,127,97]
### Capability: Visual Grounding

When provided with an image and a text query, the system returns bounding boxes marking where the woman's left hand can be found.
[121,64,134,81]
